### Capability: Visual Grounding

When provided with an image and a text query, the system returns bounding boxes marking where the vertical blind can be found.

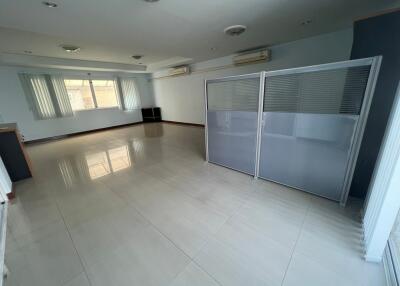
[51,76,73,117]
[20,74,142,119]
[119,78,141,111]
[20,74,57,119]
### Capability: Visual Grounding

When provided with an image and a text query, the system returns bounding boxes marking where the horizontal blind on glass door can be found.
[207,78,260,111]
[264,65,371,115]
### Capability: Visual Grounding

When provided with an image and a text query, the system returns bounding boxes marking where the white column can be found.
[0,157,11,197]
[363,81,400,262]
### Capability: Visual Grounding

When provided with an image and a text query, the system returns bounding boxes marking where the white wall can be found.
[152,29,354,125]
[363,82,400,262]
[0,67,154,141]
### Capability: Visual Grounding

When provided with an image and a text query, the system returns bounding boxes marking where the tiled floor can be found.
[5,123,386,286]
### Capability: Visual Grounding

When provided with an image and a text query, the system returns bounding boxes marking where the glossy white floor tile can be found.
[4,123,386,286]
[170,262,219,286]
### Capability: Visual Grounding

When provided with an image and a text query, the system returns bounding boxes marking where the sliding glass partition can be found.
[205,57,380,204]
[206,75,260,175]
[258,64,372,201]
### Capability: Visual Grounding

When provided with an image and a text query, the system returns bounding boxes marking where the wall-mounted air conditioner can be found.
[168,66,190,77]
[233,49,271,66]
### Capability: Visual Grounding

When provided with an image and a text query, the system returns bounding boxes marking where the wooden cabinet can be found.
[0,123,32,182]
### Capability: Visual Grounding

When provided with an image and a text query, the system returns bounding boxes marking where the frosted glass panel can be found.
[207,111,258,174]
[259,112,358,200]
[259,64,371,200]
[207,77,260,175]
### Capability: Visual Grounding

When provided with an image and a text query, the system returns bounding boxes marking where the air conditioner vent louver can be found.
[168,66,190,77]
[233,49,271,66]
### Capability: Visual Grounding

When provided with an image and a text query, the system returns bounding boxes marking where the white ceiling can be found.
[0,0,398,71]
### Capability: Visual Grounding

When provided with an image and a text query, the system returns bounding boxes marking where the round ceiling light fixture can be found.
[61,45,80,53]
[42,1,58,8]
[300,19,313,26]
[224,25,247,36]
[132,55,143,60]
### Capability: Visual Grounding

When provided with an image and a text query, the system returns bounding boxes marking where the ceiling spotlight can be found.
[132,55,143,60]
[300,19,313,26]
[61,45,80,53]
[224,25,247,36]
[42,1,58,8]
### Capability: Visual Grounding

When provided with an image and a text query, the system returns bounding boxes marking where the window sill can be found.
[73,107,120,113]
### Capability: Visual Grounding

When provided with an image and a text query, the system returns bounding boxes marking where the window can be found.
[91,80,119,108]
[64,79,119,111]
[20,73,141,119]
[64,79,95,110]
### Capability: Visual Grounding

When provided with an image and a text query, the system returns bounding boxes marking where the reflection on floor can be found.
[5,123,386,286]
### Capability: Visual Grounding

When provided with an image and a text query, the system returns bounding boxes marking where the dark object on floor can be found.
[142,107,162,122]
[0,123,32,182]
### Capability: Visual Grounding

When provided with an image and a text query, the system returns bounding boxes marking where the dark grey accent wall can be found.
[349,11,400,198]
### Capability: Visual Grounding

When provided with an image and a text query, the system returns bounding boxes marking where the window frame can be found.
[64,77,120,112]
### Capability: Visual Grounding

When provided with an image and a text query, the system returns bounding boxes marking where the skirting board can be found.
[25,121,144,144]
[24,121,203,145]
[162,120,204,127]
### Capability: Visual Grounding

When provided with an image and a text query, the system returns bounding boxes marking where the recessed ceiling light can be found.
[61,45,80,53]
[224,25,247,36]
[143,0,159,2]
[132,55,143,60]
[300,19,313,26]
[42,1,58,8]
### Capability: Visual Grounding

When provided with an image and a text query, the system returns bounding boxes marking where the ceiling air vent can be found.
[233,48,271,66]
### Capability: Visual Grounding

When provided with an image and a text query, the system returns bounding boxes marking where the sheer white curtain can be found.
[19,74,57,119]
[119,78,141,111]
[51,76,73,117]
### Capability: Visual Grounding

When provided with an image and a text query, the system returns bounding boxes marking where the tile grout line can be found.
[109,175,256,286]
[101,177,192,254]
[53,199,94,286]
[107,182,196,284]
[280,200,312,286]
[189,187,259,286]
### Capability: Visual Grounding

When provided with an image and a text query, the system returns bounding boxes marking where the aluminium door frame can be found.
[204,56,381,205]
[259,56,382,205]
[204,72,262,176]
[339,56,382,205]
